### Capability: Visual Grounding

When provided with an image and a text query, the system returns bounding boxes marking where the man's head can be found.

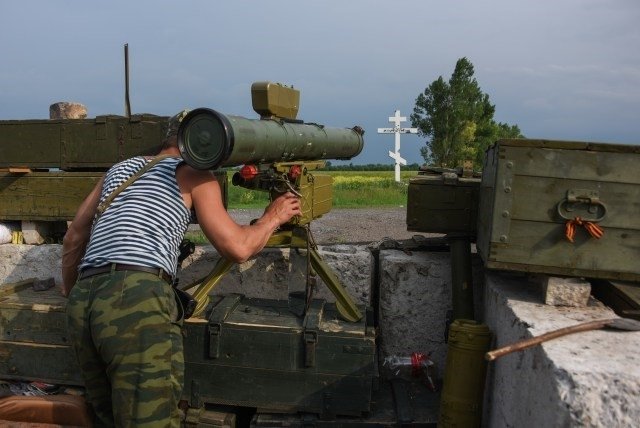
[163,109,190,148]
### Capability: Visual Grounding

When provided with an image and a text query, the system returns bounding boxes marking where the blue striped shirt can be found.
[79,156,192,276]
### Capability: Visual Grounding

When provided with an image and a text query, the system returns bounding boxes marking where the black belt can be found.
[79,263,174,284]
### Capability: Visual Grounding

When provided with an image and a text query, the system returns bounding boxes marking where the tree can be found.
[411,58,523,169]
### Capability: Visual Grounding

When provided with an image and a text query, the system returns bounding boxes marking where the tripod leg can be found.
[309,248,362,322]
[191,257,235,318]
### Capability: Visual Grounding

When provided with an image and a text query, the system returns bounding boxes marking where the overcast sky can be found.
[1,0,638,165]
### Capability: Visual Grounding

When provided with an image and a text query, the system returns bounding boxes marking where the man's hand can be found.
[262,192,302,229]
[187,169,301,263]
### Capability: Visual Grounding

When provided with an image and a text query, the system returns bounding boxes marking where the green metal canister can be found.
[438,319,492,428]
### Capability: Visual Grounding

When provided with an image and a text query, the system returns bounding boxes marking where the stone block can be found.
[21,221,51,245]
[378,250,451,374]
[177,244,372,306]
[49,102,87,119]
[0,244,63,286]
[536,275,591,307]
[483,271,640,427]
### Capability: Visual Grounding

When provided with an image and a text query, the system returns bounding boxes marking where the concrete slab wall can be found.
[483,271,640,427]
[176,244,373,306]
[2,243,638,426]
[378,249,451,373]
[0,244,373,306]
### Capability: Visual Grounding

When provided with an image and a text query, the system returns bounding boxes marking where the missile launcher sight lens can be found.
[177,108,233,170]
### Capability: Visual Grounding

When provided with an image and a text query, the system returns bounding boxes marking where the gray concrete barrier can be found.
[2,243,638,426]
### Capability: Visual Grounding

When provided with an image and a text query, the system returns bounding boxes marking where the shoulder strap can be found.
[95,155,174,217]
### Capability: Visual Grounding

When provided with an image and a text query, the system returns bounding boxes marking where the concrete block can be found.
[483,271,640,428]
[0,244,373,307]
[537,275,591,307]
[378,249,451,374]
[177,244,373,306]
[21,221,51,245]
[0,244,63,286]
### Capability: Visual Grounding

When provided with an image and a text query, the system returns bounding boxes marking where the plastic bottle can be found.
[382,352,437,391]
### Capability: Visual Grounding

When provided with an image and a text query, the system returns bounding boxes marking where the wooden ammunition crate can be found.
[1,287,376,418]
[0,172,102,221]
[406,169,480,236]
[477,139,640,281]
[0,170,227,222]
[0,280,81,385]
[0,115,167,170]
[183,294,376,418]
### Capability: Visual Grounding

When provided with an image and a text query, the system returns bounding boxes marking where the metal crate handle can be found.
[556,189,607,223]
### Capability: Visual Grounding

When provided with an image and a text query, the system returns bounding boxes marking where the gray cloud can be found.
[1,0,638,165]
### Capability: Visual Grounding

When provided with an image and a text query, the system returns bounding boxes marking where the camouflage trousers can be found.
[66,269,184,428]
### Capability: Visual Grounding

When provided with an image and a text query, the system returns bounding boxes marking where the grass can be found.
[226,170,416,209]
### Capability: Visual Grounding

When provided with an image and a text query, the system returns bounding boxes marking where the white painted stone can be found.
[483,271,640,427]
[0,223,20,244]
[0,244,372,306]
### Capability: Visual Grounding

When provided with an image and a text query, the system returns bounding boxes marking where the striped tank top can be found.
[79,156,192,276]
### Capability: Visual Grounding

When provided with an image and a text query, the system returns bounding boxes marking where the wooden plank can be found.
[0,279,36,298]
[504,145,640,184]
[184,363,372,417]
[0,308,68,345]
[498,138,640,154]
[0,172,101,221]
[0,286,68,345]
[0,341,81,386]
[486,220,640,280]
[509,177,640,228]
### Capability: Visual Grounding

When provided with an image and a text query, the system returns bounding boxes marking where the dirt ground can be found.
[227,207,425,245]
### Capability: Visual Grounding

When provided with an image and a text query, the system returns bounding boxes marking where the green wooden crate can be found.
[0,115,167,170]
[406,169,480,236]
[477,139,640,281]
[183,294,377,418]
[0,281,81,386]
[1,287,376,418]
[0,172,102,221]
[0,171,227,222]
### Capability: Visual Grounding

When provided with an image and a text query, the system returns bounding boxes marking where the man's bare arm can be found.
[61,176,104,296]
[185,169,301,263]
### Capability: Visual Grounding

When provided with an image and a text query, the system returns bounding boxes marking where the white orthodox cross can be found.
[377,110,418,182]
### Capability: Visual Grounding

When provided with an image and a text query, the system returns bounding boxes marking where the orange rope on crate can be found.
[564,216,604,242]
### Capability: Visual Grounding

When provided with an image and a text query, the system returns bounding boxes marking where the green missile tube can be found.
[177,108,365,170]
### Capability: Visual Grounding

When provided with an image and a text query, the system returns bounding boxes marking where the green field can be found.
[226,170,417,209]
